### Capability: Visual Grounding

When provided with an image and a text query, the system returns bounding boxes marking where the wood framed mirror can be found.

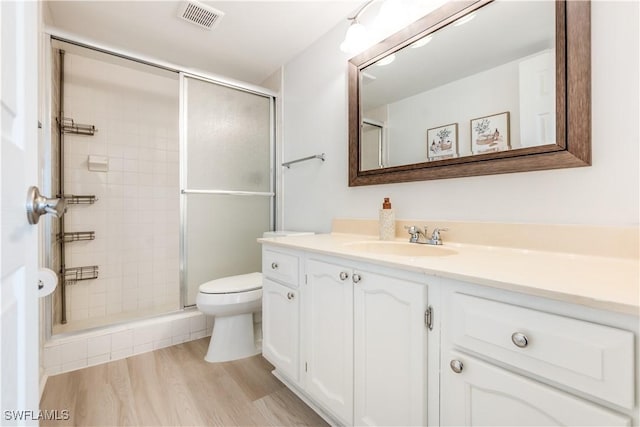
[348,0,590,186]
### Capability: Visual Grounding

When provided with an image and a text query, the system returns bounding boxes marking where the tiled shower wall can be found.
[59,51,180,325]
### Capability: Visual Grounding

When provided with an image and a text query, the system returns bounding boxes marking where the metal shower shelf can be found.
[65,194,98,205]
[61,117,97,135]
[64,266,99,283]
[59,231,95,243]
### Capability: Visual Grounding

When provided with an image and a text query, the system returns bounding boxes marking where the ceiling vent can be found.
[177,1,225,30]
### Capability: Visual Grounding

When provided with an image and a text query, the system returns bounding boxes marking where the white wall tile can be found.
[111,330,133,351]
[190,330,208,340]
[60,52,180,329]
[60,340,88,364]
[172,318,190,338]
[133,342,153,355]
[153,338,172,350]
[133,325,155,345]
[87,334,111,357]
[189,314,206,332]
[88,354,110,367]
[44,345,62,368]
[111,347,133,361]
[62,359,88,373]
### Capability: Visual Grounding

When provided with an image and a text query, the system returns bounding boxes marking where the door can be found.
[441,351,630,426]
[1,0,40,424]
[262,278,299,382]
[519,50,556,147]
[353,271,427,426]
[182,75,274,306]
[304,258,353,425]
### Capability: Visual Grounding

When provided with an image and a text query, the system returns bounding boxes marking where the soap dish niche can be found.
[88,155,108,172]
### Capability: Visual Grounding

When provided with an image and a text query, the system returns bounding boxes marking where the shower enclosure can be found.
[47,39,274,335]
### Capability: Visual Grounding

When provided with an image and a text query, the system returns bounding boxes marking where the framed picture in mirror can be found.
[471,112,510,154]
[427,123,458,160]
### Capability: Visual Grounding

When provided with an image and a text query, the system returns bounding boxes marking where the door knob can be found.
[511,332,529,348]
[352,273,362,283]
[26,186,67,224]
[450,359,464,373]
[339,271,349,281]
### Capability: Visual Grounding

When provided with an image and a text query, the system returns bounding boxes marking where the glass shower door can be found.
[182,76,274,306]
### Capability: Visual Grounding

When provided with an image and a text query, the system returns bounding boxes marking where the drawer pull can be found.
[339,271,349,281]
[352,273,362,284]
[511,332,529,348]
[271,262,278,270]
[287,292,295,300]
[450,359,464,374]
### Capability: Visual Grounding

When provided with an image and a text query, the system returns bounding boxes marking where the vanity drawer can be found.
[450,293,635,409]
[262,249,299,287]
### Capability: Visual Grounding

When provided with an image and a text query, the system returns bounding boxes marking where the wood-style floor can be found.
[40,338,328,427]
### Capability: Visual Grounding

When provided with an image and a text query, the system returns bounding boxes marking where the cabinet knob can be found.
[339,271,349,281]
[352,273,362,284]
[511,332,529,348]
[271,262,278,270]
[287,292,295,300]
[450,359,464,374]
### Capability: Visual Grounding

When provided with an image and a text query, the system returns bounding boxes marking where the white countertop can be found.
[259,233,640,316]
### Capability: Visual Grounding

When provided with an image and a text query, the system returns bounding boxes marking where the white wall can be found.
[281,1,639,232]
[384,58,521,166]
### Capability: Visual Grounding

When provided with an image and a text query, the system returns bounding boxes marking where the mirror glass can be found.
[358,0,556,171]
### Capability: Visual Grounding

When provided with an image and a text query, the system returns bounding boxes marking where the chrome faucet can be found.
[404,225,448,245]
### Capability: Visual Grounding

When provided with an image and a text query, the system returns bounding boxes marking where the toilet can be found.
[196,230,313,363]
[196,272,263,362]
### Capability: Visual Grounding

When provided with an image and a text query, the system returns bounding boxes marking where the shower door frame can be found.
[43,31,277,338]
[179,73,276,308]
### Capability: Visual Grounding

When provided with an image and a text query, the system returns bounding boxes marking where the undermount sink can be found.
[342,241,458,257]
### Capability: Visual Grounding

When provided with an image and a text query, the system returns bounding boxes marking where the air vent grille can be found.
[177,1,224,30]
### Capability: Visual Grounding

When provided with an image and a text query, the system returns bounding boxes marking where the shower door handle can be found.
[26,186,67,224]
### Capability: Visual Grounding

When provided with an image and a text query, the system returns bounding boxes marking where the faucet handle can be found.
[431,228,448,240]
[404,225,419,234]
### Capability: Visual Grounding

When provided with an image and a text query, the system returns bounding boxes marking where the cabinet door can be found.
[353,271,427,426]
[262,278,299,382]
[441,351,631,427]
[305,259,354,425]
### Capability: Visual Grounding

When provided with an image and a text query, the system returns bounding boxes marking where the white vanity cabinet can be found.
[304,256,428,426]
[441,351,631,426]
[260,240,638,427]
[304,258,354,424]
[261,248,301,384]
[440,290,635,426]
[352,263,427,426]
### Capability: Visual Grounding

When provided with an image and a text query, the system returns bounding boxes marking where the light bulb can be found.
[454,13,476,27]
[375,54,396,66]
[340,21,370,54]
[410,35,432,49]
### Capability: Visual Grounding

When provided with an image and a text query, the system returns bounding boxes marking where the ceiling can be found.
[45,1,361,85]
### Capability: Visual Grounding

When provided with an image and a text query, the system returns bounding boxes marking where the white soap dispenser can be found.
[379,197,395,240]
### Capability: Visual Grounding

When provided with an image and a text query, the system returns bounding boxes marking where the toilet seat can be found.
[199,272,262,294]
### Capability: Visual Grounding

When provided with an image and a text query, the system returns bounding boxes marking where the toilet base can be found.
[204,312,259,363]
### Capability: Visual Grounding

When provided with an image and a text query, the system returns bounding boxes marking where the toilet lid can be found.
[199,272,262,294]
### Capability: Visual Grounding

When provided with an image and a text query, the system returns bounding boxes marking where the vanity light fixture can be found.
[340,0,375,54]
